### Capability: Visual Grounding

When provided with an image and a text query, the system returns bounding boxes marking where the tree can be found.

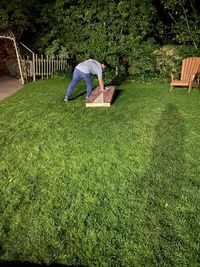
[161,0,200,48]
[40,0,158,77]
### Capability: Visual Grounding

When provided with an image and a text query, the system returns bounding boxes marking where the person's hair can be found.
[101,60,108,67]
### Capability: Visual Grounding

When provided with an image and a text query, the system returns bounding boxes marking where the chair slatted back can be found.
[181,57,200,81]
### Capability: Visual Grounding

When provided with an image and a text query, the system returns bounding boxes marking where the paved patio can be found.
[0,76,22,101]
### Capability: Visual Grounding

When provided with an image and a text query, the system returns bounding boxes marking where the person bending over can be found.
[64,59,107,101]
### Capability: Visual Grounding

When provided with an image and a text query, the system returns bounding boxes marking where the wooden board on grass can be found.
[86,86,116,107]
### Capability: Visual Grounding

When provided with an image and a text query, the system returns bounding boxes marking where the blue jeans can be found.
[65,68,93,99]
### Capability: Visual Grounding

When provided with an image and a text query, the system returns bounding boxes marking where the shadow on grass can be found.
[0,261,84,267]
[112,88,123,104]
[69,90,86,100]
[149,103,186,185]
[140,103,187,264]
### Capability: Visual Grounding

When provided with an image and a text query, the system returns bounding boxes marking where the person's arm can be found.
[98,77,105,91]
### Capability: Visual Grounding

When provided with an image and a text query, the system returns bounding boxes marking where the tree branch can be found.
[168,12,177,24]
[181,3,197,49]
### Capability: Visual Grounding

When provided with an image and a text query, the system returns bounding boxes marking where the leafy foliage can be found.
[40,0,158,80]
[153,45,181,76]
[161,0,200,48]
[0,0,200,79]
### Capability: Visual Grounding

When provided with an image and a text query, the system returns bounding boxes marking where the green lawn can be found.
[0,79,199,266]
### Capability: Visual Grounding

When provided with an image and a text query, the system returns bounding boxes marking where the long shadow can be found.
[69,90,85,100]
[111,88,123,103]
[148,103,186,190]
[140,104,187,265]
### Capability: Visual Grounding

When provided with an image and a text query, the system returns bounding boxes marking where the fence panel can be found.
[21,54,68,81]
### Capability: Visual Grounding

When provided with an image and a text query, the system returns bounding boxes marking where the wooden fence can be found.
[21,54,68,81]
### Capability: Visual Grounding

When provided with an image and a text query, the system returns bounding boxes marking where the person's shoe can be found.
[63,96,73,102]
[64,96,73,101]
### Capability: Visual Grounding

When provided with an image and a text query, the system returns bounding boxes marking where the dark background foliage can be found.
[0,0,200,80]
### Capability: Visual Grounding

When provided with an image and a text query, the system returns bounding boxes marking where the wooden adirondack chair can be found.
[170,57,200,93]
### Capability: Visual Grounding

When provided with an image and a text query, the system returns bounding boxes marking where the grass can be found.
[0,78,199,266]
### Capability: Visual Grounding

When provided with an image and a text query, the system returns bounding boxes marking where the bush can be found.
[127,40,158,76]
[51,70,69,80]
[177,45,200,60]
[153,45,200,79]
[153,45,181,77]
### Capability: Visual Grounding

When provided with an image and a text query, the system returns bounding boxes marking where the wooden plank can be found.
[47,55,49,79]
[41,55,44,79]
[35,54,38,75]
[86,86,115,107]
[33,53,35,81]
[171,80,189,86]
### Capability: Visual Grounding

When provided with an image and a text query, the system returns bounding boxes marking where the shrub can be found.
[177,45,200,60]
[51,70,69,80]
[153,45,181,77]
[127,40,158,76]
[153,45,200,79]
